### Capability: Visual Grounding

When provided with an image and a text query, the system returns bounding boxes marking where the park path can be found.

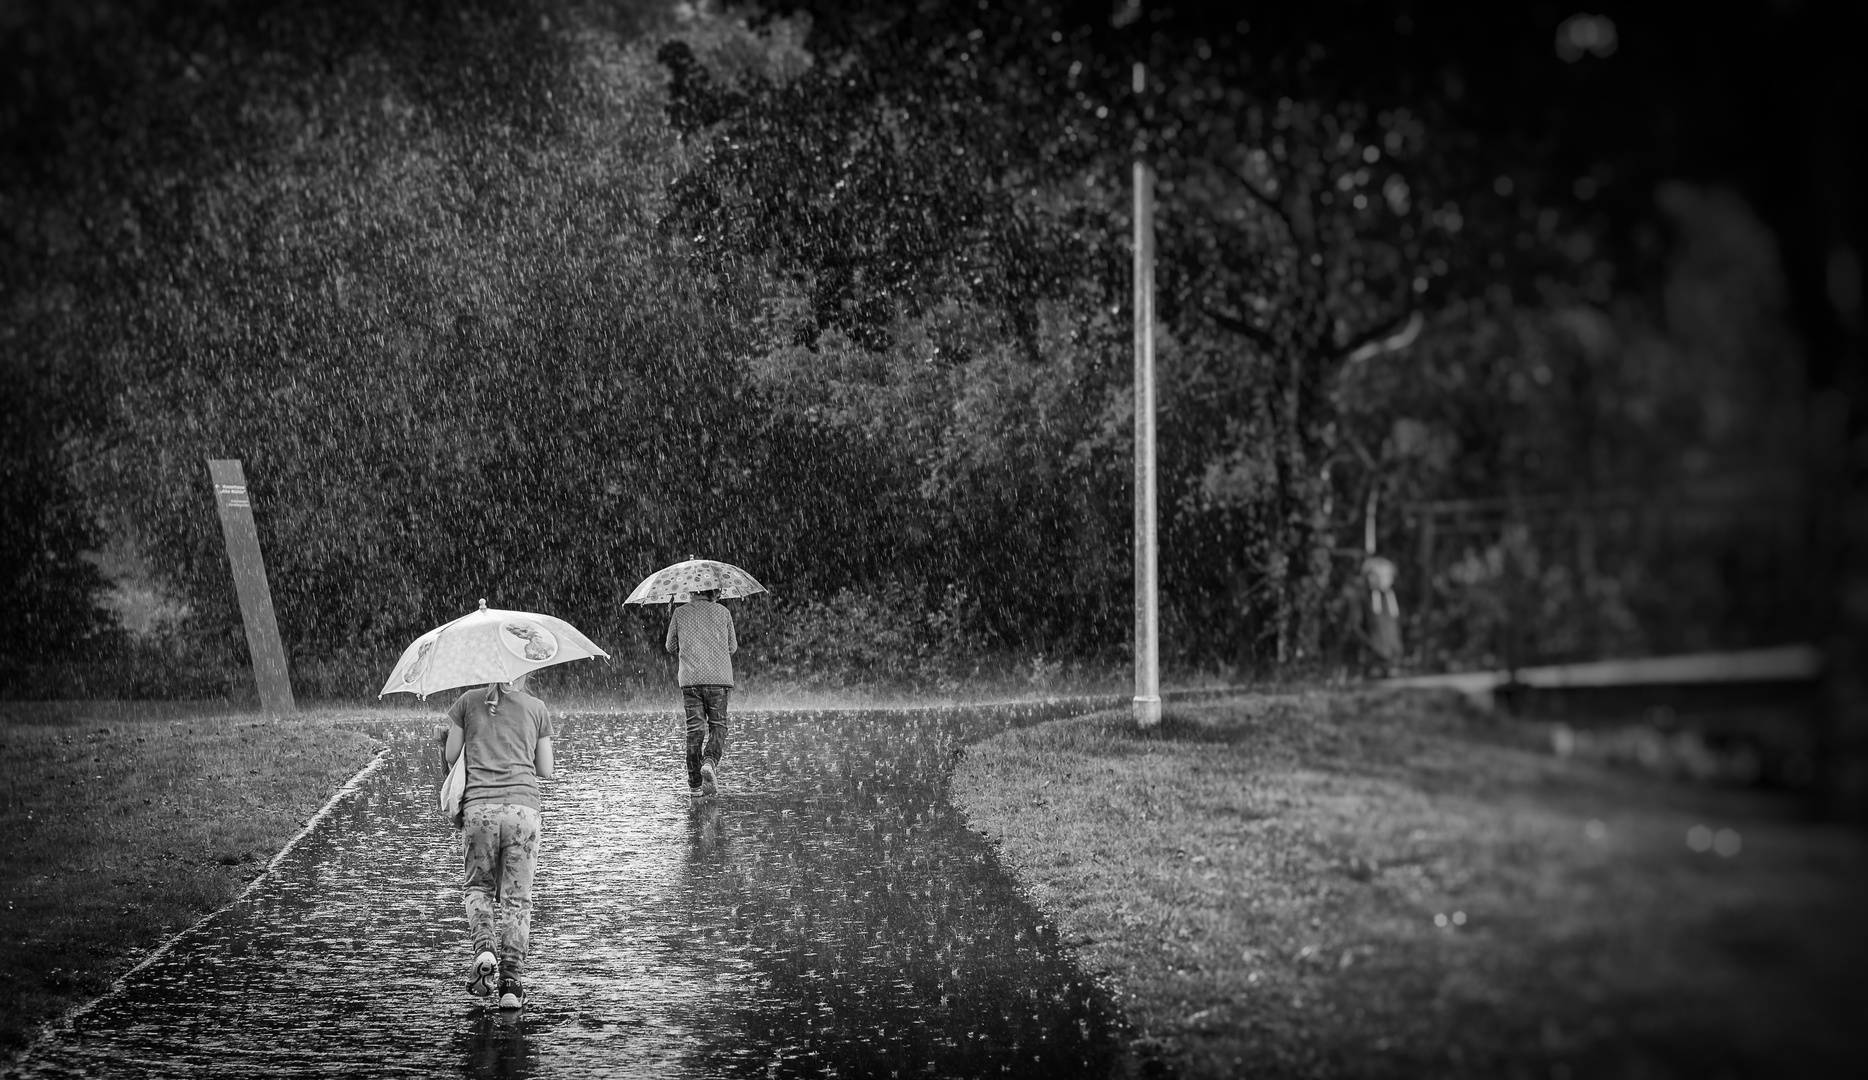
[14,701,1142,1079]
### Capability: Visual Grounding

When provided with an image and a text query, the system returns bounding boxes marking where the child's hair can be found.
[484,672,533,714]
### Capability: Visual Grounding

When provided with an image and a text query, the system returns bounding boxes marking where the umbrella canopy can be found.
[624,557,768,605]
[379,599,610,699]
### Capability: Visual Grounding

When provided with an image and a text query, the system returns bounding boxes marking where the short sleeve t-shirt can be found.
[447,686,554,811]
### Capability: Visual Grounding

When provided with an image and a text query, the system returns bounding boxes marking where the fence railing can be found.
[1391,472,1812,673]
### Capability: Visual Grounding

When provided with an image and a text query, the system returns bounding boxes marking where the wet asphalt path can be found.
[14,701,1143,1079]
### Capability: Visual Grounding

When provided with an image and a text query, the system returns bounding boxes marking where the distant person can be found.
[1361,556,1404,673]
[665,587,737,798]
[441,672,555,1010]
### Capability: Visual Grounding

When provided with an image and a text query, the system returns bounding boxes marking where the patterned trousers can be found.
[461,802,541,982]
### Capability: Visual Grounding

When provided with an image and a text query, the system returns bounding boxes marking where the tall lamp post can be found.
[1133,61,1161,728]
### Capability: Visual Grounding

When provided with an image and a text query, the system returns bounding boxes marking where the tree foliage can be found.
[0,0,1813,697]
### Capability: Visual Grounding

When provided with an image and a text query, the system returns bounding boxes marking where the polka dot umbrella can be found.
[379,599,610,700]
[624,556,769,606]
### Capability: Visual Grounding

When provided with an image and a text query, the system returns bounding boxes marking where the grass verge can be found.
[951,690,1868,1079]
[0,703,385,1064]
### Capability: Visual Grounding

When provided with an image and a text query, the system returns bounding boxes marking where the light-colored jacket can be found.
[665,598,737,686]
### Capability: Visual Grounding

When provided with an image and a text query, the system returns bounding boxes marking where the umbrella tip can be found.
[478,597,487,609]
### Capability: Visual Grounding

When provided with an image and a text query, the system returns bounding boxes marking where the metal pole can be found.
[207,459,296,717]
[1133,61,1161,728]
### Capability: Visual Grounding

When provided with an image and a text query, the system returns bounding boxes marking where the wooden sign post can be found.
[207,459,296,716]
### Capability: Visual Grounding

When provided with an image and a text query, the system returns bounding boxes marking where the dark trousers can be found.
[682,684,729,788]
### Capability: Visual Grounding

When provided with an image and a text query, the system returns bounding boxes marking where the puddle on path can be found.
[15,701,1145,1079]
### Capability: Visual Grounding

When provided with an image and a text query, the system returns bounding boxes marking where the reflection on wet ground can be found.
[15,701,1144,1079]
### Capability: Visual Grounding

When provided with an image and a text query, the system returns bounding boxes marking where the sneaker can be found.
[465,951,497,997]
[689,785,705,799]
[498,980,526,1010]
[700,761,718,797]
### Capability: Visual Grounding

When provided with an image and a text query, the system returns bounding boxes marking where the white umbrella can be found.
[624,557,768,605]
[379,599,610,699]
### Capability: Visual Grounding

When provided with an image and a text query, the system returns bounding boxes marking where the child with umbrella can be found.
[380,601,608,1010]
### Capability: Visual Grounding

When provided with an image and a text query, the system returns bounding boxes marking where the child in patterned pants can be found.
[462,802,541,997]
[444,674,555,1009]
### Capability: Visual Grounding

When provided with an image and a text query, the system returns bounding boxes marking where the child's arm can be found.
[534,736,555,781]
[441,694,466,767]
